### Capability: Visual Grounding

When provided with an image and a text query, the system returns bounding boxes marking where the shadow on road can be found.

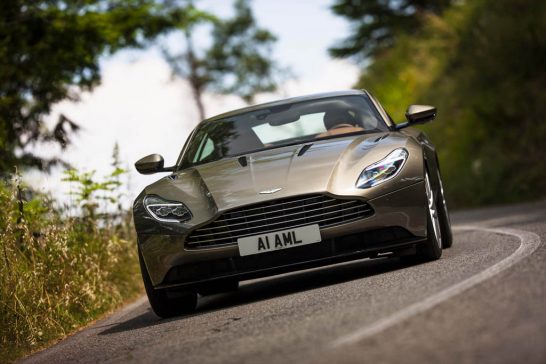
[98,255,424,336]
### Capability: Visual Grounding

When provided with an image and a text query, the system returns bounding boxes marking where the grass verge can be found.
[0,181,142,363]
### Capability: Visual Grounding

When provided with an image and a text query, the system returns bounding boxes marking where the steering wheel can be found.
[329,123,355,130]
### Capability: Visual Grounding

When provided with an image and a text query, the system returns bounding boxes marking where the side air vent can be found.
[238,156,248,167]
[297,144,313,157]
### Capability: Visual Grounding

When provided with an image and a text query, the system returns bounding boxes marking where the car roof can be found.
[202,89,368,123]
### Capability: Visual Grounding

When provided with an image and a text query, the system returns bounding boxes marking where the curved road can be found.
[22,202,546,364]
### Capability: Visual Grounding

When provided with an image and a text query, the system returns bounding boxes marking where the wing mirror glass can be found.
[396,105,437,130]
[135,154,175,175]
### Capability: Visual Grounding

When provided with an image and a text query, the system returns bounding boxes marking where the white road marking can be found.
[330,225,542,348]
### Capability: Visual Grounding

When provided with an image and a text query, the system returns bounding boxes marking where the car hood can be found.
[194,135,372,209]
[141,132,423,227]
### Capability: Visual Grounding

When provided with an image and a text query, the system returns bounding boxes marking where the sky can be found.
[28,0,361,206]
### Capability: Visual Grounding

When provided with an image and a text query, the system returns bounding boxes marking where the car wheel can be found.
[436,171,453,249]
[416,171,443,261]
[138,246,198,318]
[436,170,453,249]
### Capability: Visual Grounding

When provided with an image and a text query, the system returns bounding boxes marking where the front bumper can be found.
[138,182,427,288]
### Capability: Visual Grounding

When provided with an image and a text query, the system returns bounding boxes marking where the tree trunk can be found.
[185,31,206,121]
[190,81,206,121]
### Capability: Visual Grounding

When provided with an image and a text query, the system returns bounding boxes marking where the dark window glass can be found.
[181,95,387,168]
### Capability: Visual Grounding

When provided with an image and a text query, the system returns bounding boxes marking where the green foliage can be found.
[0,144,136,362]
[61,143,127,217]
[61,167,122,212]
[0,0,194,173]
[163,0,282,119]
[350,0,546,206]
[206,0,279,103]
[0,180,140,363]
[329,0,452,59]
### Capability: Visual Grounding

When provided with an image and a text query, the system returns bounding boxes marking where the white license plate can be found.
[237,224,321,257]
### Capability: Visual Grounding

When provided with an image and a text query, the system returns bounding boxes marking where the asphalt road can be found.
[22,201,546,364]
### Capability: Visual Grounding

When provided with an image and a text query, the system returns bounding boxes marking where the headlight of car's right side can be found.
[144,195,192,223]
[356,148,408,189]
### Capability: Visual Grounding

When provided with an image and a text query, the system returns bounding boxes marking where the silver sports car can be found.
[133,90,452,318]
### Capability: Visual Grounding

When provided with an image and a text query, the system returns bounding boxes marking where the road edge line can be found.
[330,225,541,348]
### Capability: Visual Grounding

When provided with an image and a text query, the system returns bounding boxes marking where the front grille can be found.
[185,194,374,249]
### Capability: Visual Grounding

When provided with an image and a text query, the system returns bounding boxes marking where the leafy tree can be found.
[163,0,281,121]
[329,0,452,60]
[351,0,546,206]
[0,0,204,173]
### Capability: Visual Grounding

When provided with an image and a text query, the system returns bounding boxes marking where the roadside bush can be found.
[0,173,141,362]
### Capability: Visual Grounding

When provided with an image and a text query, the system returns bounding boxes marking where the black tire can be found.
[198,279,239,296]
[436,171,453,249]
[416,171,442,261]
[138,247,198,318]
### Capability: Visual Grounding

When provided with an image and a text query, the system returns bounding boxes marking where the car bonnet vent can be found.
[374,134,389,143]
[238,156,248,167]
[297,144,313,157]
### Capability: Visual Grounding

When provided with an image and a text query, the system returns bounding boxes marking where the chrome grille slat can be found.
[190,205,370,238]
[220,197,340,222]
[225,194,332,216]
[187,209,369,245]
[196,200,361,232]
[186,194,374,249]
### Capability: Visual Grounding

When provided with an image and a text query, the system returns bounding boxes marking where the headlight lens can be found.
[356,148,408,189]
[144,195,192,223]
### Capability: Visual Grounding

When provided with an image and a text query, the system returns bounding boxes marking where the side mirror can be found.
[396,105,437,130]
[135,154,175,175]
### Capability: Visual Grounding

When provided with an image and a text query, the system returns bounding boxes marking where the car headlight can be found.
[356,148,408,189]
[144,195,192,223]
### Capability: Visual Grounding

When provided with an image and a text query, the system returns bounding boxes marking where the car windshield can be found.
[180,95,388,168]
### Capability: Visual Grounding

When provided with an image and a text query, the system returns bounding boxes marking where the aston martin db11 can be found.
[133,90,452,318]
